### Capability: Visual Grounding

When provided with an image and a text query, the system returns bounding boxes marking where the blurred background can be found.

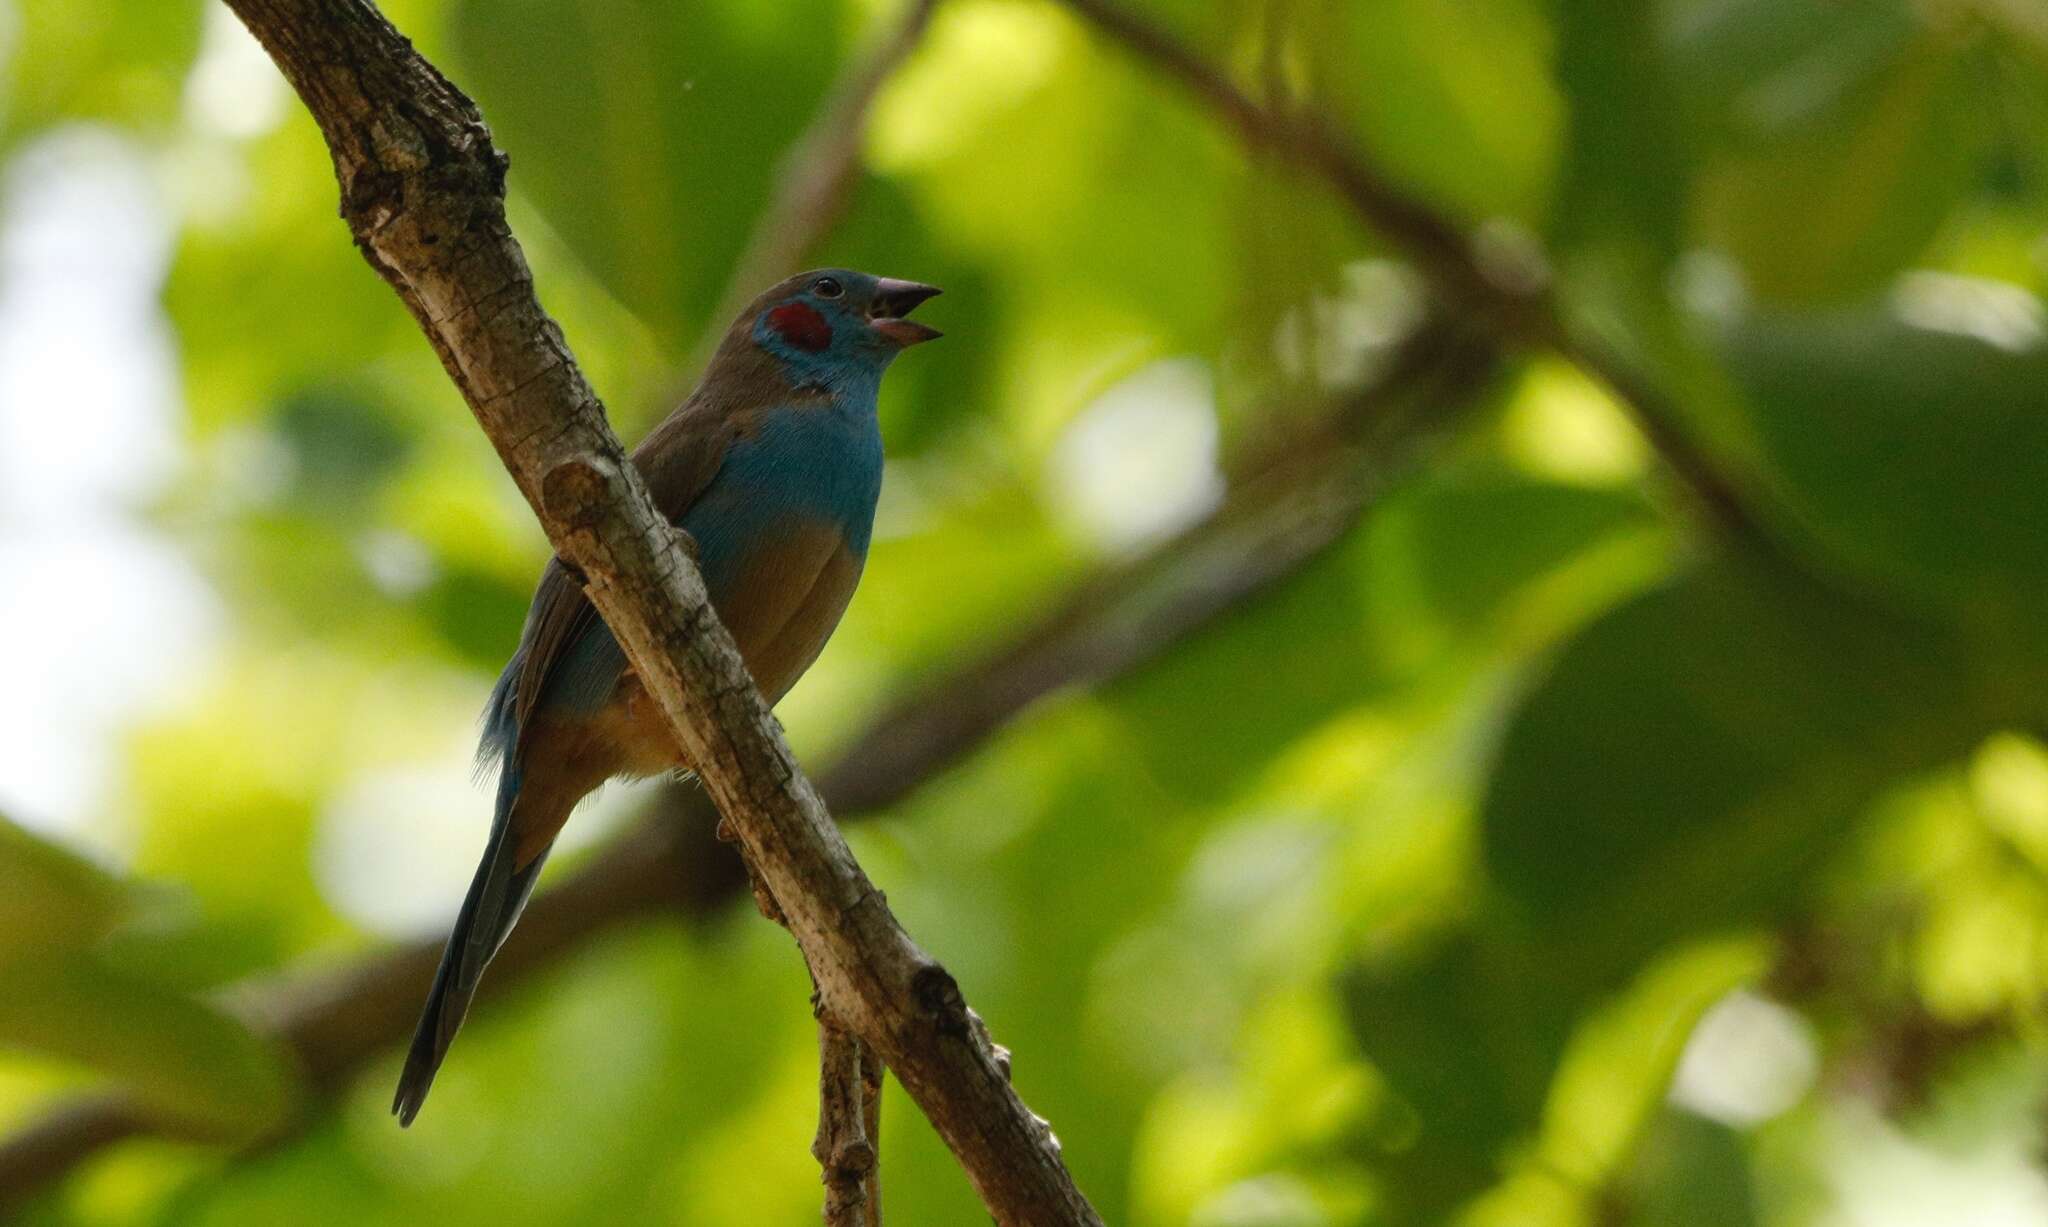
[3,0,2047,1223]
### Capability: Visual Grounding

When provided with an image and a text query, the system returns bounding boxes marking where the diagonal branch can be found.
[0,310,1495,1212]
[218,1,1098,1222]
[1051,0,1783,564]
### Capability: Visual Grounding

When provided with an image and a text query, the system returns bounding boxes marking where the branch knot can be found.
[540,454,618,530]
[911,964,969,1039]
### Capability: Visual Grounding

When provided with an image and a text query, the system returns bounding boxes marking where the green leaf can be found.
[1663,0,1924,141]
[1550,0,1690,270]
[446,0,845,345]
[0,816,130,958]
[1340,931,1577,1220]
[0,955,299,1140]
[1722,300,2048,641]
[419,560,534,668]
[1104,466,1656,800]
[272,383,415,512]
[1620,1110,1760,1227]
[1553,0,1994,301]
[1105,533,1382,801]
[1481,561,1990,983]
[869,0,1257,360]
[1681,4,1987,302]
[1339,928,1766,1224]
[3,0,203,141]
[1326,0,1563,225]
[1381,471,1656,634]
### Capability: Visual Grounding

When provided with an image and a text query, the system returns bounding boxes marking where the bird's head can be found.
[732,268,941,392]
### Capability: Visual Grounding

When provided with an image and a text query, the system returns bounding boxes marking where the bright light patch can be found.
[0,130,220,851]
[182,5,288,140]
[1973,733,2048,870]
[1189,1174,1324,1227]
[1892,272,2046,353]
[866,0,1066,171]
[1046,357,1222,557]
[1501,360,1648,485]
[1817,1106,2048,1227]
[313,754,487,937]
[1676,249,1749,321]
[1670,990,1817,1128]
[1274,260,1426,390]
[357,529,437,598]
[314,750,657,938]
[0,132,179,521]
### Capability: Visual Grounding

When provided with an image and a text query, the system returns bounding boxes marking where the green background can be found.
[4,0,2048,1223]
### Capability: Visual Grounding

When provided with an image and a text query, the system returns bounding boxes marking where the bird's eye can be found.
[812,277,844,299]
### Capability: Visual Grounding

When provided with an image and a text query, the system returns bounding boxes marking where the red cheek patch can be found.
[767,303,832,352]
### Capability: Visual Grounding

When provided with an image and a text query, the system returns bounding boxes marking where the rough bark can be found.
[221,1,1100,1221]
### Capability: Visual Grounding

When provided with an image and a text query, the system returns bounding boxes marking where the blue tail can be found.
[391,758,551,1126]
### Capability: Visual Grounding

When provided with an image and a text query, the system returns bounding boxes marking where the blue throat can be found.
[719,305,894,572]
[687,394,885,590]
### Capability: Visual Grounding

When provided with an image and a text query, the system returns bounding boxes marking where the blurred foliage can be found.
[3,0,2048,1223]
[0,813,297,1139]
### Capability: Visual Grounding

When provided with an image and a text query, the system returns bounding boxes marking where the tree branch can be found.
[218,1,1098,1222]
[1052,0,1784,563]
[0,314,1495,1211]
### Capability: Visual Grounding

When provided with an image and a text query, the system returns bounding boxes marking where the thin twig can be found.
[859,1046,883,1227]
[814,1006,880,1227]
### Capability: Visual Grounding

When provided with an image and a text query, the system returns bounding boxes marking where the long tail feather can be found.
[392,764,551,1126]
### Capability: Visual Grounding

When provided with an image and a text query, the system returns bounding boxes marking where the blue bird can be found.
[394,269,940,1124]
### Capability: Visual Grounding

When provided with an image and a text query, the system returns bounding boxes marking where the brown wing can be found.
[508,400,741,735]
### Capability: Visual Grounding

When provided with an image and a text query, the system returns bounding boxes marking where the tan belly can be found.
[606,529,864,776]
[508,527,865,868]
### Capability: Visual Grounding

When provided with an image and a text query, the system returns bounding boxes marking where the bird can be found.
[392,269,941,1125]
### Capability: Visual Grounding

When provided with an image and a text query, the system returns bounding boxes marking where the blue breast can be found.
[520,398,883,721]
[684,398,884,596]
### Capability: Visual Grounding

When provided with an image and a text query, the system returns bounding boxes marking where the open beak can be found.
[868,278,943,347]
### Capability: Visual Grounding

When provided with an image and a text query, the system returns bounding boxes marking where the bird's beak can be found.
[868,278,943,347]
